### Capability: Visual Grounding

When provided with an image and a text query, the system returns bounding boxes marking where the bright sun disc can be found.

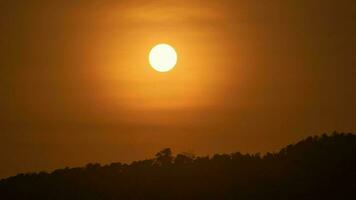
[149,44,177,72]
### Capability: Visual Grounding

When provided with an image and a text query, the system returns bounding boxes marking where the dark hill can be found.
[1,132,355,200]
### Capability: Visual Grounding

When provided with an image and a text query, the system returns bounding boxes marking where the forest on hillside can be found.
[0,132,355,200]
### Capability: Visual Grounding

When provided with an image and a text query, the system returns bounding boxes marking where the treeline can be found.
[0,132,355,200]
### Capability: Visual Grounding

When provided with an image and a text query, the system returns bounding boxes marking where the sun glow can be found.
[149,44,177,72]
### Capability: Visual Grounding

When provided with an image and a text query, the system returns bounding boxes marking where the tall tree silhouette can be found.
[154,148,173,166]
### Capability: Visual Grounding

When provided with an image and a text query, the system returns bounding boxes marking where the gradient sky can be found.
[1,0,356,178]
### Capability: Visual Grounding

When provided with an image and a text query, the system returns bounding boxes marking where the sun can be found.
[149,44,177,72]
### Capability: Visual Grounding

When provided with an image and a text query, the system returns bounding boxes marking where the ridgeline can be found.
[1,132,355,200]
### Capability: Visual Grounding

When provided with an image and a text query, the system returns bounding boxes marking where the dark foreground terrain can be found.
[0,132,355,200]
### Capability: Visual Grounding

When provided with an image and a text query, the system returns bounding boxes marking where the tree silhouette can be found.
[0,132,355,200]
[154,148,173,166]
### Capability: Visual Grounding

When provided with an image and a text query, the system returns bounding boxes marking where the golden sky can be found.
[1,0,356,178]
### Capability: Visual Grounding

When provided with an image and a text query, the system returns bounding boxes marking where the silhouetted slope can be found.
[0,132,355,200]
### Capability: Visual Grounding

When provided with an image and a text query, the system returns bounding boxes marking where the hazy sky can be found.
[1,0,356,178]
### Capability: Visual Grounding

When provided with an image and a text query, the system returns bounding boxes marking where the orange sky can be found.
[1,0,356,178]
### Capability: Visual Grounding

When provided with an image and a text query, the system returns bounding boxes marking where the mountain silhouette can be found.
[0,132,355,200]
